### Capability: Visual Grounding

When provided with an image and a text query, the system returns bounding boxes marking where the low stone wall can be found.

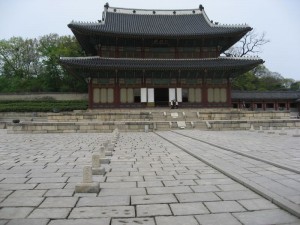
[208,119,300,130]
[0,93,87,101]
[197,111,290,120]
[5,119,300,134]
[6,121,155,134]
[47,112,153,122]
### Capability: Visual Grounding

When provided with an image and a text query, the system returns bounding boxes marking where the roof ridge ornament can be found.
[199,4,204,11]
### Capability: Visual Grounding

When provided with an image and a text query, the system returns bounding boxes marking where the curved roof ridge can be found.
[60,56,99,60]
[70,20,101,25]
[108,6,202,15]
[220,56,262,60]
[201,9,249,28]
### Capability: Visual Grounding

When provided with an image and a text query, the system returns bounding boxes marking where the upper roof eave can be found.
[68,23,251,39]
[68,5,252,38]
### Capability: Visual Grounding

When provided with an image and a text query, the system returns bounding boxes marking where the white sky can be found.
[0,0,299,81]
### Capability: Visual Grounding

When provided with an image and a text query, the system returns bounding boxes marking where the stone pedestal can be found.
[75,166,99,193]
[75,182,99,193]
[293,129,300,137]
[258,126,264,133]
[100,158,110,164]
[105,151,113,156]
[279,128,287,135]
[92,154,105,175]
[267,127,275,134]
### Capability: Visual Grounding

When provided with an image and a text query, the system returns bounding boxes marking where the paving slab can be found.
[48,218,110,225]
[131,194,178,205]
[176,192,220,202]
[155,216,199,225]
[204,201,246,213]
[6,219,49,225]
[170,202,209,215]
[136,204,172,217]
[111,217,155,225]
[195,213,242,225]
[77,196,130,207]
[69,206,135,218]
[0,207,34,219]
[0,197,44,207]
[39,197,78,208]
[233,209,300,225]
[238,198,278,210]
[28,208,71,219]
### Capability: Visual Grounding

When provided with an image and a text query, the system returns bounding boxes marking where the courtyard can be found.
[0,129,299,225]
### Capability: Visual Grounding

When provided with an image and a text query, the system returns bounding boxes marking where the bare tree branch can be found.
[225,30,270,57]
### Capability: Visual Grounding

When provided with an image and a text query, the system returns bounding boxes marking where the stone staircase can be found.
[2,109,298,134]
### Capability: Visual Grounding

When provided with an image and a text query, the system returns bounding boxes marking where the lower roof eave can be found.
[60,56,263,78]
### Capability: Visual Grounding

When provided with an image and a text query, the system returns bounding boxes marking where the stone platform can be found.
[2,109,299,133]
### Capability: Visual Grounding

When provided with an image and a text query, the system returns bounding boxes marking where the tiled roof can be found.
[68,6,251,37]
[60,56,263,71]
[232,91,300,100]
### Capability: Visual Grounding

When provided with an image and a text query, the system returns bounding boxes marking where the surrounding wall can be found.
[0,93,88,101]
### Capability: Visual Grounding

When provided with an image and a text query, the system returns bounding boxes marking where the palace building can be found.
[60,3,263,109]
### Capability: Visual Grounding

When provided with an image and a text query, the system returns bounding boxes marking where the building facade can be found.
[60,4,263,109]
[232,91,300,112]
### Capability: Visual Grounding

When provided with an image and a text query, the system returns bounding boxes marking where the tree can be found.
[0,37,40,78]
[290,81,300,91]
[225,30,270,57]
[38,34,85,92]
[232,71,259,90]
[0,34,86,93]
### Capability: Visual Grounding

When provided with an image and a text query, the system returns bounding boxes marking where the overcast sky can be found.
[0,0,299,81]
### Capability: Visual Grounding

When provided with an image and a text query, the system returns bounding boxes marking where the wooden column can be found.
[275,101,278,111]
[87,78,93,109]
[227,78,232,107]
[114,70,120,106]
[202,72,208,107]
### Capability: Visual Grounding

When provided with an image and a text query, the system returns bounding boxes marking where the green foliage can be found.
[0,100,88,112]
[232,65,298,91]
[0,34,86,93]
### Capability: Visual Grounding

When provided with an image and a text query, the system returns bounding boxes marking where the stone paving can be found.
[0,129,299,224]
[158,130,300,217]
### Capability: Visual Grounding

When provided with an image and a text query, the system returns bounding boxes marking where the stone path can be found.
[0,129,299,224]
[158,130,300,217]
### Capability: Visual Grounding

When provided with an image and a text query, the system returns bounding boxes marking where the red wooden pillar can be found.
[87,78,93,109]
[202,78,208,107]
[141,38,145,58]
[114,70,120,106]
[227,78,232,107]
[263,102,266,111]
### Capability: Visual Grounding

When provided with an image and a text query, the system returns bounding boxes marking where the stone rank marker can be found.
[279,127,287,135]
[75,166,99,193]
[268,127,275,134]
[99,146,110,164]
[92,154,105,175]
[293,128,300,137]
[258,126,264,133]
